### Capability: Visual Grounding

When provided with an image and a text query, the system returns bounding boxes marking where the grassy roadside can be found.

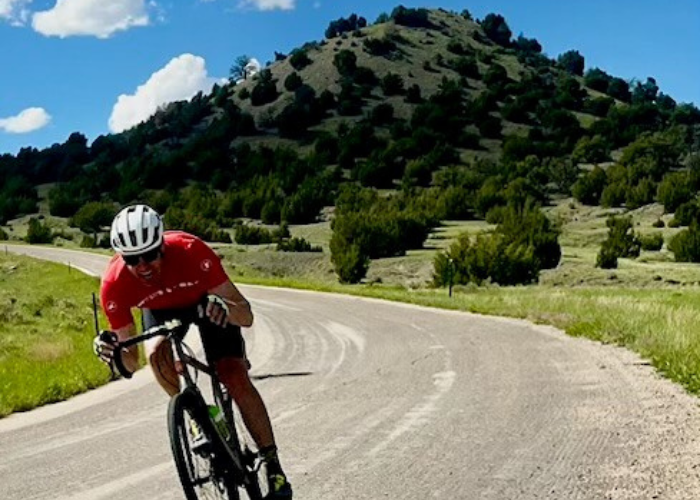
[0,253,108,418]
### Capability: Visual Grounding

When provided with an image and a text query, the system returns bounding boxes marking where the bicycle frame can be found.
[113,321,262,486]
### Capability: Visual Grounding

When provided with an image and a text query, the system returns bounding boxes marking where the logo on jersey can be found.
[201,259,212,272]
[107,301,118,313]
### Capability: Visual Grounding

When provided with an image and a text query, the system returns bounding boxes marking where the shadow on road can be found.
[251,371,313,381]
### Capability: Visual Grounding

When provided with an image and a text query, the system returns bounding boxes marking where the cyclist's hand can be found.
[93,330,118,364]
[198,294,230,327]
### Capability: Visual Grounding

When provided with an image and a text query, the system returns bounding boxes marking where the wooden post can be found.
[448,258,454,298]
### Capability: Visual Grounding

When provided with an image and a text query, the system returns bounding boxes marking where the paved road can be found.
[2,246,700,499]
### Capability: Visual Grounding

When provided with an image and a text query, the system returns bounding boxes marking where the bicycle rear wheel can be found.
[219,395,265,500]
[232,409,266,500]
[168,391,240,500]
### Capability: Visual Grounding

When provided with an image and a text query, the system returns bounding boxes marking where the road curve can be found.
[2,245,700,499]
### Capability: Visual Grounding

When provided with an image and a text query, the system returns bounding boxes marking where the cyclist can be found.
[93,204,292,499]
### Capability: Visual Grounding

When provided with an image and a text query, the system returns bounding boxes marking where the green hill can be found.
[1,5,699,286]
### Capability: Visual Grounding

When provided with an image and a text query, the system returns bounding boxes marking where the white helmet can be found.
[110,204,164,256]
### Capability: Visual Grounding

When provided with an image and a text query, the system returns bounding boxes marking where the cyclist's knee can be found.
[149,342,179,396]
[216,357,253,399]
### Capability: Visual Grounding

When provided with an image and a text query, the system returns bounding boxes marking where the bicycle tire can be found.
[222,397,265,500]
[168,391,240,500]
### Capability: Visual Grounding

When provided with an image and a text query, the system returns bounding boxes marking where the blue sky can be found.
[0,0,698,155]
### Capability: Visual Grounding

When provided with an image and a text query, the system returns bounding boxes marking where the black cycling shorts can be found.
[142,305,246,362]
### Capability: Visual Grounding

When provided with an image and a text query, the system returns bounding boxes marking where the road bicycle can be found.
[108,319,266,499]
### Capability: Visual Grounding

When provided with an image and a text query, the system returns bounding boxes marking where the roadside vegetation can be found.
[0,253,109,418]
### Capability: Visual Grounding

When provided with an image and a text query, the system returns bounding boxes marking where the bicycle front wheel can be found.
[168,391,240,500]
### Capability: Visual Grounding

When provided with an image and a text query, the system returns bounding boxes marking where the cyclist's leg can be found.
[143,308,187,397]
[198,317,292,498]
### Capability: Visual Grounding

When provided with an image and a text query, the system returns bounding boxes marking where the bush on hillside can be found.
[390,6,432,28]
[451,56,480,79]
[657,172,694,213]
[557,50,585,76]
[289,49,312,70]
[669,222,700,262]
[433,232,540,287]
[325,14,367,39]
[370,103,395,126]
[480,13,512,47]
[381,73,404,95]
[405,84,423,103]
[277,236,322,253]
[250,70,278,106]
[596,240,619,269]
[284,72,303,91]
[69,201,116,235]
[639,233,664,251]
[434,202,560,287]
[25,218,53,244]
[330,241,369,284]
[363,37,399,58]
[596,216,641,268]
[572,166,607,205]
[672,201,700,226]
[235,224,274,245]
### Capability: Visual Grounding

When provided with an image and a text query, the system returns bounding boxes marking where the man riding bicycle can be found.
[93,204,292,499]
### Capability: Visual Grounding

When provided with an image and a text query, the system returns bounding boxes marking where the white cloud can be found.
[238,0,295,11]
[0,0,31,25]
[0,107,52,134]
[109,53,224,133]
[238,57,261,83]
[32,0,150,38]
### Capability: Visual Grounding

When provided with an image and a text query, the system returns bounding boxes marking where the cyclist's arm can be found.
[113,322,140,373]
[208,281,253,328]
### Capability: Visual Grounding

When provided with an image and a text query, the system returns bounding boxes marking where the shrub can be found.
[80,235,97,248]
[25,218,53,244]
[669,222,700,262]
[69,201,116,235]
[277,237,322,252]
[657,172,694,213]
[289,49,312,70]
[595,216,641,268]
[381,73,404,95]
[596,240,618,269]
[639,233,664,251]
[284,72,303,91]
[234,224,274,245]
[0,227,7,240]
[572,166,607,205]
[238,88,250,100]
[363,37,398,57]
[370,103,395,126]
[331,242,369,284]
[434,203,559,286]
[673,201,700,226]
[405,84,422,103]
[451,56,479,79]
[390,6,432,28]
[250,70,279,106]
[652,219,665,228]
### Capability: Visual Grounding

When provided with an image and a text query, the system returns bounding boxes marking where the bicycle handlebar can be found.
[112,320,186,379]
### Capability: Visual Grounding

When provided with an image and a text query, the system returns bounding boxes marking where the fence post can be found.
[448,258,454,298]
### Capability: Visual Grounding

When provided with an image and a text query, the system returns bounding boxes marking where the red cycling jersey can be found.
[100,231,229,330]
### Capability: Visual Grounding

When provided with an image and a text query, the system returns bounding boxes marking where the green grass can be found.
[0,253,109,417]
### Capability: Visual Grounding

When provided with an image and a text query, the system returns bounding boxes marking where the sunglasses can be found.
[122,248,161,266]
